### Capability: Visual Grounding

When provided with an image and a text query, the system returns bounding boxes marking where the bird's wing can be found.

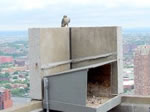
[61,18,64,24]
[68,18,70,23]
[61,18,64,26]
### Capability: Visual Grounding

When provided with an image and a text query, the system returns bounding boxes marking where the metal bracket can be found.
[41,52,117,70]
[43,78,49,112]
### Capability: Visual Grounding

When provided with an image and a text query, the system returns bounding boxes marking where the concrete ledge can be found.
[109,95,150,112]
[121,95,150,104]
[1,101,42,112]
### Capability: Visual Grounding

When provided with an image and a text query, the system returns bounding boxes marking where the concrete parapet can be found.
[122,95,150,104]
[0,101,42,112]
[109,95,150,112]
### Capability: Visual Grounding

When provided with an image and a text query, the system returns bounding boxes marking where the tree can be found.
[5,72,10,77]
[13,76,18,79]
[13,71,19,75]
[4,84,11,89]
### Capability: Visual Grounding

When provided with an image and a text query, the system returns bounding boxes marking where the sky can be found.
[0,0,150,31]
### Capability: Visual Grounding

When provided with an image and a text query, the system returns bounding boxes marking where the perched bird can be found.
[61,15,70,27]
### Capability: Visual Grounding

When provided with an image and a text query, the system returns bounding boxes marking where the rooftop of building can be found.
[0,87,6,93]
[135,45,150,55]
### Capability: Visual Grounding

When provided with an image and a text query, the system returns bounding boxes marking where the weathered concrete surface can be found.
[71,27,118,68]
[122,95,150,104]
[109,103,150,112]
[71,27,123,94]
[30,108,43,112]
[40,28,70,74]
[109,95,150,112]
[116,27,123,94]
[29,29,42,99]
[111,62,119,94]
[0,101,42,112]
[29,27,123,100]
[110,27,123,94]
[29,28,70,99]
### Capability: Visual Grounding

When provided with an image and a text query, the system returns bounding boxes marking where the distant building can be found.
[134,45,150,95]
[123,78,134,92]
[0,56,13,64]
[0,88,13,110]
[14,60,25,66]
[0,78,9,81]
[123,44,136,55]
[1,66,27,74]
[14,56,28,67]
[0,47,16,54]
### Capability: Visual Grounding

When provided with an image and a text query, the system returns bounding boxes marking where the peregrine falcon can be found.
[61,15,70,27]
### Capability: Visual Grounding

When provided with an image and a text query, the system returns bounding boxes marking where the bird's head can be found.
[63,15,67,18]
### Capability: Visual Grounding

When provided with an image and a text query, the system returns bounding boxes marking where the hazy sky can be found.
[0,0,149,30]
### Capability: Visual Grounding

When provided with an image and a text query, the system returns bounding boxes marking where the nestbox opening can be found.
[87,64,112,107]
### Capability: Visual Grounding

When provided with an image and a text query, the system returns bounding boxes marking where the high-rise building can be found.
[0,88,13,110]
[134,45,150,95]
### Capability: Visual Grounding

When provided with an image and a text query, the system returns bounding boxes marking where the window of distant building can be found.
[9,91,10,99]
[4,92,7,101]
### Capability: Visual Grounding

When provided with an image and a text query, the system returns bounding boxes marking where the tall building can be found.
[0,88,13,110]
[134,45,150,95]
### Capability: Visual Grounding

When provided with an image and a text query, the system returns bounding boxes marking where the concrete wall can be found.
[116,27,123,94]
[29,27,123,100]
[29,28,70,99]
[71,27,123,94]
[71,27,118,68]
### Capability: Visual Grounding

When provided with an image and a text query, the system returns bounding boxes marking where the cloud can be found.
[1,0,150,11]
[0,0,149,30]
